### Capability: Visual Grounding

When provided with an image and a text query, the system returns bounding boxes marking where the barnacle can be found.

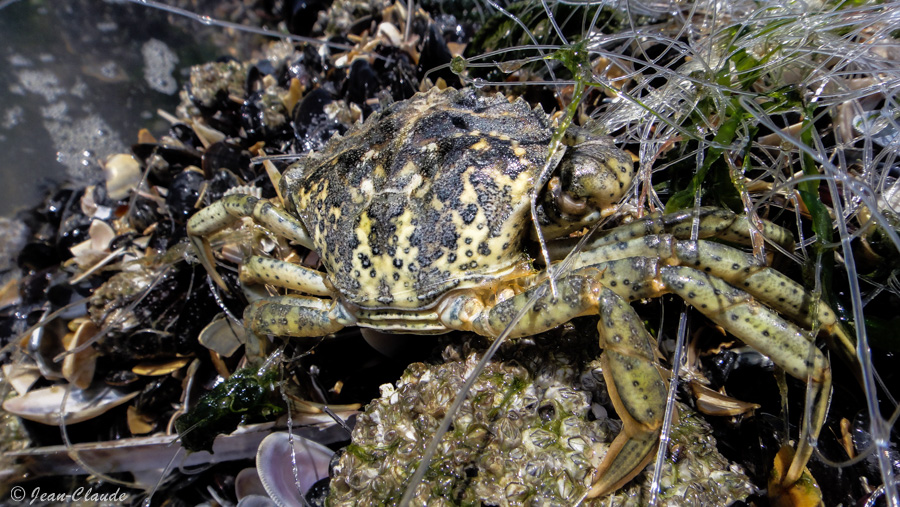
[329,332,756,505]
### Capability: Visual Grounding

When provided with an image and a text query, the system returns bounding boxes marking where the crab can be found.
[187,86,852,498]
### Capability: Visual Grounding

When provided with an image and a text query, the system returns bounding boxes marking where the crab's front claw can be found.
[589,287,668,498]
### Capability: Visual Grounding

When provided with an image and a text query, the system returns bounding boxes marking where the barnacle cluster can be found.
[329,331,756,506]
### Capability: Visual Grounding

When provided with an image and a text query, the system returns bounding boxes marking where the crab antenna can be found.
[531,196,559,299]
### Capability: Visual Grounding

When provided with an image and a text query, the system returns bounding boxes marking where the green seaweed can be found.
[174,366,284,453]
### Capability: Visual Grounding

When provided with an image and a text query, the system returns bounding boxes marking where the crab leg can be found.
[187,194,315,289]
[240,256,330,296]
[567,235,856,365]
[443,254,832,496]
[584,257,832,492]
[243,295,349,337]
[660,267,831,487]
[440,274,669,497]
[547,207,795,259]
[592,287,668,496]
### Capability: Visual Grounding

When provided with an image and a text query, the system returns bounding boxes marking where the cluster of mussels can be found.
[329,330,756,506]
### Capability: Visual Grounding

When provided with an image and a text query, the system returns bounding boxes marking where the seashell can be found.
[103,154,143,200]
[235,467,269,500]
[61,319,100,389]
[2,384,138,425]
[256,432,334,506]
[689,380,760,417]
[377,21,402,47]
[2,363,41,396]
[237,495,278,507]
[192,120,227,147]
[126,405,155,435]
[198,314,246,358]
[131,357,191,376]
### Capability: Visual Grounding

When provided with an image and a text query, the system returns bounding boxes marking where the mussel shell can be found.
[105,370,140,386]
[202,142,252,181]
[305,477,330,506]
[241,91,294,143]
[205,169,242,204]
[345,59,380,106]
[417,23,460,87]
[256,432,334,507]
[287,45,327,88]
[131,143,202,184]
[2,385,139,425]
[127,196,164,234]
[37,188,76,228]
[292,88,346,154]
[18,243,60,272]
[371,45,418,102]
[165,170,205,224]
[56,193,92,258]
[285,0,331,36]
[168,123,204,150]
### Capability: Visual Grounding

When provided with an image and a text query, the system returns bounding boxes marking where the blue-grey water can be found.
[0,0,257,216]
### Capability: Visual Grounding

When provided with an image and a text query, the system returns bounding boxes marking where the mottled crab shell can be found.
[279,87,631,309]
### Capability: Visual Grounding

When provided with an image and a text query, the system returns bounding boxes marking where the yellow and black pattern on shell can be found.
[281,88,563,308]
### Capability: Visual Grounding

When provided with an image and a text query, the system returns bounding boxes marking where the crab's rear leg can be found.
[440,274,668,498]
[568,235,856,369]
[187,194,315,290]
[660,267,831,487]
[588,256,832,491]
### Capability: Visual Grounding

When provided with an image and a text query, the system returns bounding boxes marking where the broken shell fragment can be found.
[198,314,246,358]
[690,380,760,417]
[2,363,41,396]
[2,385,138,425]
[256,432,334,507]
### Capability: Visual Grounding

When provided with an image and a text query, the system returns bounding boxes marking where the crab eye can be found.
[557,140,635,212]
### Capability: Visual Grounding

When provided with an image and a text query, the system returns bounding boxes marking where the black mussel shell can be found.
[131,143,202,184]
[292,87,346,154]
[168,123,204,150]
[418,23,460,87]
[305,477,330,506]
[202,142,252,181]
[241,90,294,143]
[105,370,140,386]
[286,0,332,36]
[166,170,206,224]
[18,242,59,272]
[205,170,241,204]
[127,197,164,234]
[346,59,380,106]
[371,45,418,102]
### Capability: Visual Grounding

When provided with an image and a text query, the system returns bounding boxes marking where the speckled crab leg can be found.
[243,295,349,337]
[547,207,796,259]
[592,286,668,497]
[659,266,831,489]
[444,254,832,496]
[566,234,855,365]
[582,256,832,492]
[441,274,668,498]
[239,256,330,296]
[187,194,315,290]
